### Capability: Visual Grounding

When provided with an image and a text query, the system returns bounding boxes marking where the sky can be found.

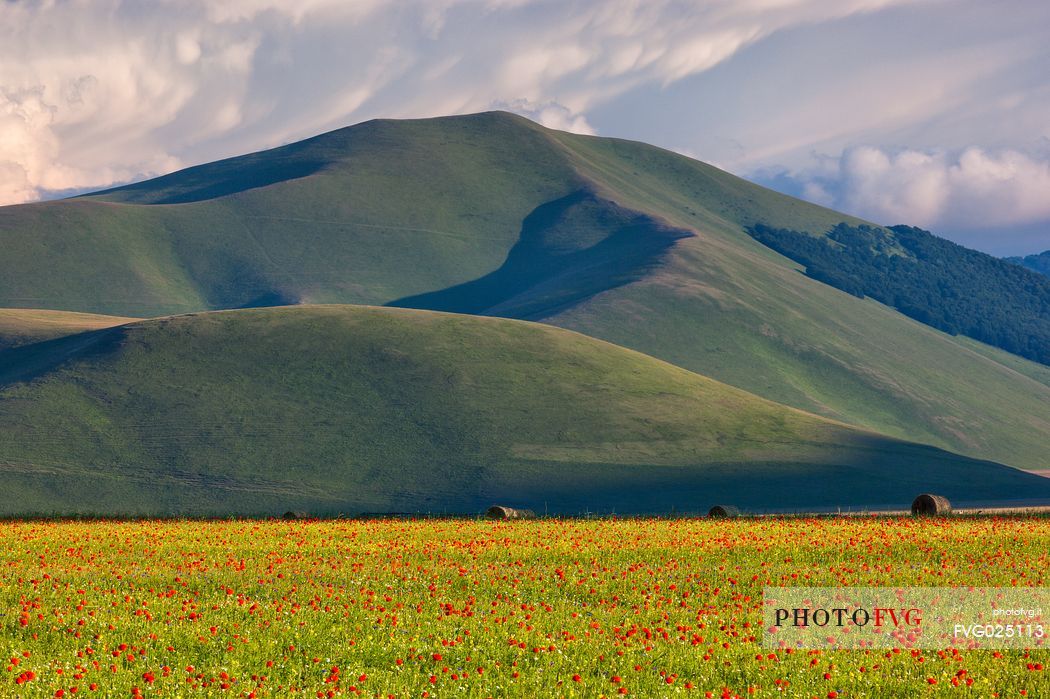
[1,0,1048,255]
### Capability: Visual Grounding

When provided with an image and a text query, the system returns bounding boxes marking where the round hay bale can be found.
[486,506,535,520]
[708,504,741,518]
[911,494,951,516]
[283,511,309,520]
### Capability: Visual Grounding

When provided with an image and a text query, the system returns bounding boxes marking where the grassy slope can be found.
[0,309,135,350]
[0,112,1046,470]
[1,305,1045,516]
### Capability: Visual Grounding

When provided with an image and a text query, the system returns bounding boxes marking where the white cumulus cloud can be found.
[787,146,1050,233]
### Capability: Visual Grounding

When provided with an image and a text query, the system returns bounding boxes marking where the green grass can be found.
[0,111,1047,470]
[1,305,1045,516]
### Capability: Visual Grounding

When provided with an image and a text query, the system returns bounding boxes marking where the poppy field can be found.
[1,516,1047,698]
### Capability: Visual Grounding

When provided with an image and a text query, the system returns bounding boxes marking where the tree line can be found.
[748,223,1050,365]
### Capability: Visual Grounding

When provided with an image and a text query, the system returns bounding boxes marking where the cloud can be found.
[491,99,595,134]
[0,0,920,205]
[947,148,1050,228]
[0,87,54,203]
[766,146,1050,234]
[838,147,951,226]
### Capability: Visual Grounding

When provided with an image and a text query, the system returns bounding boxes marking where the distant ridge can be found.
[1007,250,1050,277]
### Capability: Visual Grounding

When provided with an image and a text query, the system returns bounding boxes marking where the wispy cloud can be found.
[0,0,917,204]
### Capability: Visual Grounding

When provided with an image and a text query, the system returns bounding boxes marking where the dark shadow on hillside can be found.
[388,189,694,319]
[235,291,300,309]
[0,325,129,388]
[464,438,1050,516]
[85,145,329,205]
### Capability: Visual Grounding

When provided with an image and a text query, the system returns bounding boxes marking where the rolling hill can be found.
[1,305,1045,516]
[0,112,1047,472]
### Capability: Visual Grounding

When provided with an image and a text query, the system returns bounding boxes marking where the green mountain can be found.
[2,305,1044,516]
[1007,250,1050,278]
[0,112,1048,472]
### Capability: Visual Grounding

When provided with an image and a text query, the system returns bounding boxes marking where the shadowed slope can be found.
[90,142,330,204]
[390,189,693,317]
[2,305,1044,516]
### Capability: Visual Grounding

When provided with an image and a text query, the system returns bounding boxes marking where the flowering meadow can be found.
[1,517,1047,698]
